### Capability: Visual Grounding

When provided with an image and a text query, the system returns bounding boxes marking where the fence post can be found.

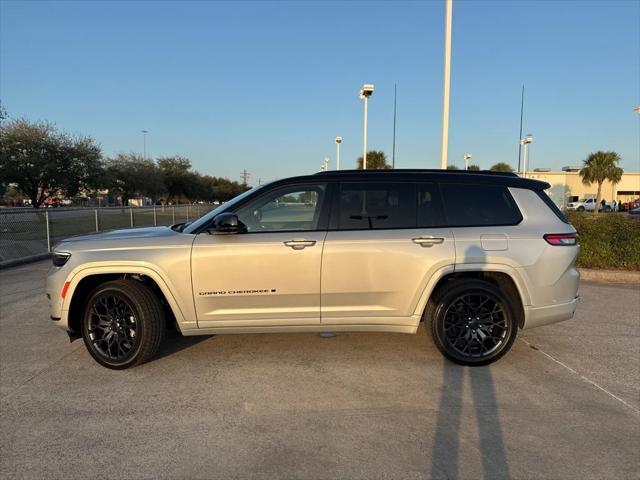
[45,210,51,252]
[95,208,99,232]
[130,207,134,228]
[172,206,176,224]
[153,205,157,226]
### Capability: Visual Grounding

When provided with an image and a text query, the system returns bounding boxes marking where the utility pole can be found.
[392,83,397,168]
[439,0,453,169]
[141,130,149,159]
[517,84,525,173]
[240,169,251,187]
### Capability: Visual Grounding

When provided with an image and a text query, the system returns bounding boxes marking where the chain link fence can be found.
[0,204,215,267]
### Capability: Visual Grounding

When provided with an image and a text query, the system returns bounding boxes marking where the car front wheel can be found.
[427,280,518,366]
[82,279,165,369]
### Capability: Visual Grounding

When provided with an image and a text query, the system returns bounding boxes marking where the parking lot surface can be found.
[1,261,638,479]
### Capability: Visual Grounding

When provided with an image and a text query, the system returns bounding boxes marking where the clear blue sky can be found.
[1,0,639,184]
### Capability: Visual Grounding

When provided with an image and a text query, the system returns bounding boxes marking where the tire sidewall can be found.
[431,282,518,366]
[81,284,148,369]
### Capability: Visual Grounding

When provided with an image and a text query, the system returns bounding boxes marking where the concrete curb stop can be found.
[578,268,640,285]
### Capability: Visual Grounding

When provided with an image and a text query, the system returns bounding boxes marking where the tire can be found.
[81,279,165,369]
[426,279,518,366]
[577,206,585,212]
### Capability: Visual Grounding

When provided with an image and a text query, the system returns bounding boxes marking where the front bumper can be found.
[523,296,580,329]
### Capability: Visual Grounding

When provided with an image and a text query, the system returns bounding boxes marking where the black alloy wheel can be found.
[427,280,518,366]
[82,279,165,369]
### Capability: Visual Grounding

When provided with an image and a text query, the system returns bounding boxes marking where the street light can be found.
[440,0,453,169]
[323,157,330,172]
[519,134,533,177]
[463,153,472,170]
[141,130,149,159]
[359,84,374,169]
[335,136,343,170]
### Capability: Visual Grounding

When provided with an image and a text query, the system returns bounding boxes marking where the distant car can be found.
[629,207,640,220]
[566,198,614,212]
[621,199,640,212]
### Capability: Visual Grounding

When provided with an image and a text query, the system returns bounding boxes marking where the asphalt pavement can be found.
[1,261,638,479]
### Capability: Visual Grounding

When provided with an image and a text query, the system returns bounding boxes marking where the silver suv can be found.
[46,170,580,369]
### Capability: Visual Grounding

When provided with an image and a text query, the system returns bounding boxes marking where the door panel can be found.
[192,232,326,327]
[321,228,455,324]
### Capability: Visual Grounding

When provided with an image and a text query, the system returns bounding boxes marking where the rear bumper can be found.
[523,296,580,329]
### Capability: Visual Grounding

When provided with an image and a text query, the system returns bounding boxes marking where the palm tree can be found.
[579,151,623,214]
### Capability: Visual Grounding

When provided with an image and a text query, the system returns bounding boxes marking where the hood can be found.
[59,226,177,244]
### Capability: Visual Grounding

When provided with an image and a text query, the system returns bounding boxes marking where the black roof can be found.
[270,169,549,190]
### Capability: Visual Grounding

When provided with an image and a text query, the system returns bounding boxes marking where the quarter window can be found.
[440,183,522,226]
[337,183,416,230]
[235,185,326,232]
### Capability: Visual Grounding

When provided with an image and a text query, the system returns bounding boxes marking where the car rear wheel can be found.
[577,206,585,212]
[82,279,165,369]
[426,280,518,366]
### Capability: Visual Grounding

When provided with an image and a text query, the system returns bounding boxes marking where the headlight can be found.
[52,252,71,267]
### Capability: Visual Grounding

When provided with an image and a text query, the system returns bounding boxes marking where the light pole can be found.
[335,136,342,170]
[141,130,149,159]
[323,157,330,172]
[463,153,472,170]
[359,84,374,169]
[519,134,533,177]
[440,0,453,169]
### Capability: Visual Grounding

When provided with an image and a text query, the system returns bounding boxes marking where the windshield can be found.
[182,184,268,234]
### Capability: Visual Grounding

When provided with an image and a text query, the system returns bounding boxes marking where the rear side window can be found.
[337,182,415,230]
[440,183,522,227]
[537,190,570,223]
[417,183,446,227]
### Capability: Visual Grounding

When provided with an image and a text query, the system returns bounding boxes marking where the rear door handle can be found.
[412,236,445,247]
[284,239,317,250]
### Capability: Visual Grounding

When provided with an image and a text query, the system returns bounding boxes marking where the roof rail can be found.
[315,169,519,177]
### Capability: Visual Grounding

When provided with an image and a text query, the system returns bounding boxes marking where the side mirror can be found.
[211,213,239,234]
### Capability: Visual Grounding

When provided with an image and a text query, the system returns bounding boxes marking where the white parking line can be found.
[521,338,640,416]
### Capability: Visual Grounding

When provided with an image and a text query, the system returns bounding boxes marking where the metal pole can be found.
[187,205,190,222]
[95,208,99,232]
[517,84,525,173]
[153,205,157,226]
[363,96,368,169]
[523,143,529,178]
[45,210,51,253]
[172,206,175,224]
[130,206,134,227]
[440,0,453,169]
[392,83,397,168]
[336,142,340,170]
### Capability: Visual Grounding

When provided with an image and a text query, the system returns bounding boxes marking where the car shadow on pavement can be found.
[152,329,213,362]
[430,363,510,479]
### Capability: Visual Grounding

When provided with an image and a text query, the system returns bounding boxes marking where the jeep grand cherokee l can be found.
[47,170,580,369]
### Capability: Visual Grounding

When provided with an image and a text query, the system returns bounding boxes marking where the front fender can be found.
[60,262,196,332]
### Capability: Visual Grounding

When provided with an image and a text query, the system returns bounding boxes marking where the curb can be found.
[579,268,640,285]
[0,253,51,270]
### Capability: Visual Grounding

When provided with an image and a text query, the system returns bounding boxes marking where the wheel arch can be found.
[64,265,188,337]
[415,266,528,329]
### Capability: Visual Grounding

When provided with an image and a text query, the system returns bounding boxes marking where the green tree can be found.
[0,118,103,208]
[489,162,514,173]
[467,164,481,171]
[157,156,193,202]
[446,165,460,170]
[579,151,623,214]
[104,154,165,205]
[356,150,391,170]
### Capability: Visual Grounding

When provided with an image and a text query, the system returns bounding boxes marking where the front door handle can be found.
[412,236,445,247]
[284,239,317,250]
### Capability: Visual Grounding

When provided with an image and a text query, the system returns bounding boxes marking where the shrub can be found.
[565,212,640,270]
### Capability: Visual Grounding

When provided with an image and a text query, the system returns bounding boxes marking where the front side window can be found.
[440,183,522,227]
[234,184,326,232]
[337,182,415,230]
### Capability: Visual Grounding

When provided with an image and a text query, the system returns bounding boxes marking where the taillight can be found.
[544,233,578,246]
